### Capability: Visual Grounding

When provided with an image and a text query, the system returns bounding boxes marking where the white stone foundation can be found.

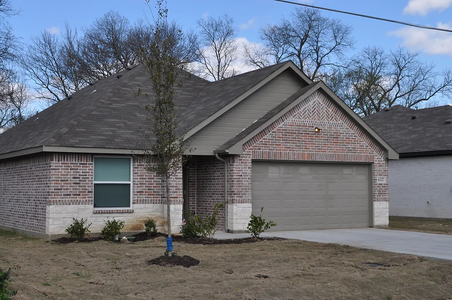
[227,203,252,232]
[46,204,184,235]
[373,201,389,226]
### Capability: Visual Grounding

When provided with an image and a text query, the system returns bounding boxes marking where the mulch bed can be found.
[51,236,103,244]
[52,232,283,245]
[147,255,200,268]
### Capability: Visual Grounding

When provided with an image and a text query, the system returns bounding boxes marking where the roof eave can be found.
[0,146,145,160]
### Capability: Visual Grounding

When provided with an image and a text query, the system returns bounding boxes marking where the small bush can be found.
[180,203,225,239]
[101,218,125,241]
[180,213,200,238]
[144,218,158,238]
[0,268,13,300]
[194,203,225,239]
[247,207,276,238]
[65,218,91,241]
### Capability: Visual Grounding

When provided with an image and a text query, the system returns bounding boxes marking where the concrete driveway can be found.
[215,228,452,261]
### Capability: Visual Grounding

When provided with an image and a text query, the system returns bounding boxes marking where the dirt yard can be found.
[389,216,452,235]
[1,230,452,300]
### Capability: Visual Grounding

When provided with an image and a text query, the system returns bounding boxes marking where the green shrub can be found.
[194,203,225,239]
[180,203,225,239]
[0,268,13,300]
[144,218,158,238]
[65,218,92,241]
[247,207,276,238]
[180,213,200,238]
[101,218,125,241]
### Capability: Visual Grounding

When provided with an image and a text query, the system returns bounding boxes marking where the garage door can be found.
[252,162,371,230]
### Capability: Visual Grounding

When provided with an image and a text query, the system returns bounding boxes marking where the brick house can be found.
[0,61,397,238]
[364,105,452,219]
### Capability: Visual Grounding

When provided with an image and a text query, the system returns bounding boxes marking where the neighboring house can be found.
[0,61,397,238]
[364,105,452,219]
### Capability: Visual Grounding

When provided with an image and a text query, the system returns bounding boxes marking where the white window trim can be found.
[93,156,133,210]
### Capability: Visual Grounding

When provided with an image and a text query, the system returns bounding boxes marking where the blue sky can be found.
[8,0,452,103]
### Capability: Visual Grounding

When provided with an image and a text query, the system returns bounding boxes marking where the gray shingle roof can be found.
[0,62,291,157]
[363,105,452,156]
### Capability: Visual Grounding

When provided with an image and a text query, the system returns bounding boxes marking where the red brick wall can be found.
[242,91,388,203]
[50,154,93,206]
[190,156,226,229]
[0,154,51,234]
[0,153,178,235]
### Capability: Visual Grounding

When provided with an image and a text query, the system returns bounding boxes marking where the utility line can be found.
[275,0,452,33]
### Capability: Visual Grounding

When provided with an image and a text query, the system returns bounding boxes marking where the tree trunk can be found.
[166,174,172,256]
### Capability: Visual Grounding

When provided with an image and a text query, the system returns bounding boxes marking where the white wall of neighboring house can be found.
[389,156,452,218]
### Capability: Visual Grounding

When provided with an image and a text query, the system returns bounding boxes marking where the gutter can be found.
[214,151,229,232]
[399,150,452,158]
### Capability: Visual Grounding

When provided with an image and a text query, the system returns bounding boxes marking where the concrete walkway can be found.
[215,228,452,261]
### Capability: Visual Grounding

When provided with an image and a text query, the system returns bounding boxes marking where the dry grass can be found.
[1,231,452,300]
[389,216,452,235]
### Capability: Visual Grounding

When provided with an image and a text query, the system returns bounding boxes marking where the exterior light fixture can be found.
[314,127,322,132]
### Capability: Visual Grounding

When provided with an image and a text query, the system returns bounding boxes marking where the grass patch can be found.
[0,230,17,238]
[389,216,452,235]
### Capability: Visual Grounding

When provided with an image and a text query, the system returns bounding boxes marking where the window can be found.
[94,157,132,208]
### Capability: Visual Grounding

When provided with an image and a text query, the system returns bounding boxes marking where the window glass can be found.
[94,157,130,181]
[94,184,130,207]
[94,157,131,208]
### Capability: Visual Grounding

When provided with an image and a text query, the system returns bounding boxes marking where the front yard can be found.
[1,229,452,300]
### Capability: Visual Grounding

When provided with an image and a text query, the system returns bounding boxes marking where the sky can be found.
[7,0,452,105]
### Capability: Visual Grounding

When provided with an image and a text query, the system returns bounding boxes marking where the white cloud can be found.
[390,22,452,56]
[240,19,255,30]
[403,0,452,15]
[46,26,60,35]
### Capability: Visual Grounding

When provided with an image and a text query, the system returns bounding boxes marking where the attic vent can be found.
[116,74,122,79]
[90,89,97,94]
[411,115,417,119]
[445,119,452,124]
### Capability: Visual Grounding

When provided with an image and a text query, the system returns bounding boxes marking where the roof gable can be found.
[218,81,398,160]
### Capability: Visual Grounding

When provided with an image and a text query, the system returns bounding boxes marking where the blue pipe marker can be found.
[166,237,173,252]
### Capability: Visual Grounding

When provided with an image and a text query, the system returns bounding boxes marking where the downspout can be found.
[215,152,229,232]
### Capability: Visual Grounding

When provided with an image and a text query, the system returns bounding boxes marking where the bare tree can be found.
[21,30,77,102]
[0,0,16,71]
[245,8,353,81]
[330,47,452,116]
[21,12,154,103]
[80,11,138,80]
[0,72,29,130]
[0,0,30,131]
[139,0,192,256]
[196,14,238,81]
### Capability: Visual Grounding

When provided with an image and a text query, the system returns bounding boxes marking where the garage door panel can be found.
[252,162,371,230]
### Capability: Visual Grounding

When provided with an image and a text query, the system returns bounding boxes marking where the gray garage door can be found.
[252,162,371,230]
